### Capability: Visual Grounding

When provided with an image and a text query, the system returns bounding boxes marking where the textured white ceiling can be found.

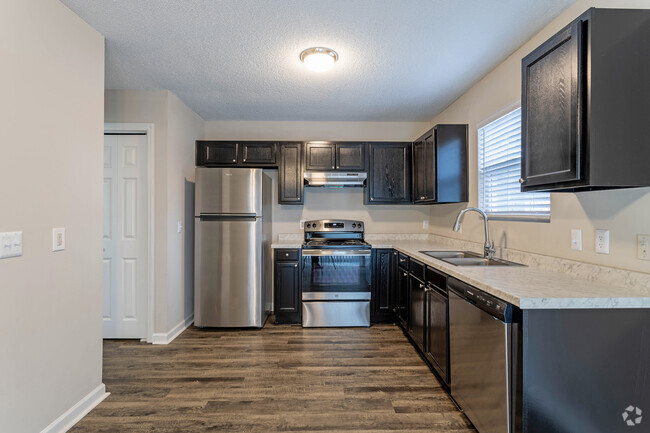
[61,0,574,121]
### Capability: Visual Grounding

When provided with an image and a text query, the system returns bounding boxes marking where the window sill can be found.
[486,213,551,223]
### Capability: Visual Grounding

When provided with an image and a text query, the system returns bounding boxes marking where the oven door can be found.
[301,249,372,297]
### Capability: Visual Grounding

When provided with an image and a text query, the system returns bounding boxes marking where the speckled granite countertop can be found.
[272,237,649,309]
[371,240,649,310]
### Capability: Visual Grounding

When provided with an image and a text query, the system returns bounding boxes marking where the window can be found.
[478,107,550,219]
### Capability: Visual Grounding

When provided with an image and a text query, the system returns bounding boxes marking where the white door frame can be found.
[104,123,155,343]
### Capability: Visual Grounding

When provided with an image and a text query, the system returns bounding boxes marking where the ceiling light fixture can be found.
[300,47,339,72]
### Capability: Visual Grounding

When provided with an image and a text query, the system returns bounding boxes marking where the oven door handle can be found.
[302,249,372,256]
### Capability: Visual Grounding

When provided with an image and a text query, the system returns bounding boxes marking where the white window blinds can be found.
[478,107,550,218]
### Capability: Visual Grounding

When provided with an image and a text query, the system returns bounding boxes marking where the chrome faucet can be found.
[453,207,495,259]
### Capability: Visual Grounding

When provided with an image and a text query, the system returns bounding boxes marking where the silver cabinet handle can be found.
[399,258,406,262]
[519,178,525,184]
[419,284,424,288]
[232,159,236,162]
[285,253,289,257]
[403,272,407,277]
[294,264,297,267]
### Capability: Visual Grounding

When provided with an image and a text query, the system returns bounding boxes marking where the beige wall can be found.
[204,121,432,239]
[105,90,204,334]
[0,0,105,432]
[428,0,650,274]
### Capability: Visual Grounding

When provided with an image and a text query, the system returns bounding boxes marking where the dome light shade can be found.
[300,47,338,72]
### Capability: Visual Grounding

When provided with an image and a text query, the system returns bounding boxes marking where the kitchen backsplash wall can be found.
[265,171,430,239]
[427,0,650,274]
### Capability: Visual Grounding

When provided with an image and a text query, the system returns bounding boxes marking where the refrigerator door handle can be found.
[198,214,258,221]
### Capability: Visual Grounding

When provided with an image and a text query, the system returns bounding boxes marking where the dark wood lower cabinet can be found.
[425,285,449,386]
[371,249,394,324]
[274,250,301,324]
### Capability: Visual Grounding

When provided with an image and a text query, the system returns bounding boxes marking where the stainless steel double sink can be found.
[419,251,523,267]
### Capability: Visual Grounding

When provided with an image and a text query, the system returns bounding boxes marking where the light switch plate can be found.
[638,234,650,261]
[595,229,610,254]
[423,220,429,229]
[0,231,22,259]
[571,229,582,251]
[300,220,305,229]
[52,228,65,252]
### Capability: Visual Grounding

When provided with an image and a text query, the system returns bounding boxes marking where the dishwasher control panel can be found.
[450,280,516,323]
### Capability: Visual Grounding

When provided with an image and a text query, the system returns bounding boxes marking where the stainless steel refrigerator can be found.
[194,167,272,328]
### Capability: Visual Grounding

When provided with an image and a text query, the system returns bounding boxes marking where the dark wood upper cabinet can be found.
[278,142,304,205]
[305,142,365,171]
[413,125,468,204]
[196,141,238,166]
[196,141,276,167]
[366,142,411,204]
[521,8,650,192]
[336,142,366,171]
[305,142,336,170]
[240,142,277,165]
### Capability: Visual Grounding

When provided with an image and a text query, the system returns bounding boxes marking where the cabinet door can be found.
[367,142,411,203]
[521,19,585,189]
[196,141,238,166]
[371,249,393,324]
[336,142,366,171]
[408,276,425,351]
[305,142,336,170]
[278,142,304,205]
[274,261,300,324]
[397,268,409,328]
[240,142,277,165]
[425,287,449,385]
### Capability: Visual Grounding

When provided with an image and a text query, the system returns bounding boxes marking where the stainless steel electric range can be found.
[301,219,372,327]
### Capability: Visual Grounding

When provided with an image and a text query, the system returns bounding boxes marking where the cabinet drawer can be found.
[409,259,425,281]
[275,249,300,261]
[397,252,409,269]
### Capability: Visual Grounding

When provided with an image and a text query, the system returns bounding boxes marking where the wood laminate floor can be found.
[71,322,475,432]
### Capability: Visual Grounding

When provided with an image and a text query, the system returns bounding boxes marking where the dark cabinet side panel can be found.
[436,125,468,203]
[278,142,304,205]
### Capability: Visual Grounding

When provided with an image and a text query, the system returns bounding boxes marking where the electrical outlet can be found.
[571,229,582,251]
[0,231,22,259]
[300,220,305,229]
[595,229,610,254]
[52,228,65,252]
[177,221,183,234]
[423,220,429,229]
[638,234,650,261]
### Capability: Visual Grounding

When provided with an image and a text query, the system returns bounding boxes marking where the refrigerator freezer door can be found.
[195,217,264,327]
[195,167,263,216]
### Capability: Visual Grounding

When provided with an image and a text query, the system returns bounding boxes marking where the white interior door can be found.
[103,134,148,339]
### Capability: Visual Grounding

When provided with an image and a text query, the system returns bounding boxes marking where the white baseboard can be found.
[40,383,109,433]
[152,313,194,345]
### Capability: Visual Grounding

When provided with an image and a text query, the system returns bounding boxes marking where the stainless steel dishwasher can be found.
[448,278,522,433]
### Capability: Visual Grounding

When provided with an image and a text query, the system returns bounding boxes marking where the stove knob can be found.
[352,223,357,228]
[306,223,311,229]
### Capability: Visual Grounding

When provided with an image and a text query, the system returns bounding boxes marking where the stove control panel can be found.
[304,219,364,233]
